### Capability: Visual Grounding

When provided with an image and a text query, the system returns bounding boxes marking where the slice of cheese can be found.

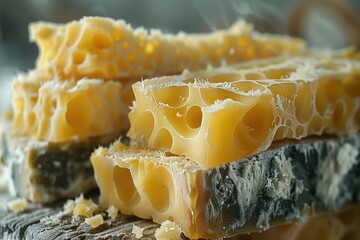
[127,56,360,168]
[2,131,116,204]
[12,70,130,143]
[91,134,360,239]
[30,17,305,80]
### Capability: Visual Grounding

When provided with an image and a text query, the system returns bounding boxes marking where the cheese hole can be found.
[315,81,329,115]
[72,50,86,65]
[295,84,314,123]
[242,102,273,140]
[93,32,112,49]
[342,75,360,97]
[51,99,57,110]
[296,125,304,137]
[333,102,346,127]
[66,23,80,47]
[153,86,189,107]
[113,166,140,206]
[274,126,288,140]
[66,95,92,129]
[232,81,267,93]
[29,112,36,127]
[134,111,154,140]
[186,105,202,129]
[264,68,295,79]
[309,116,323,133]
[14,97,24,111]
[201,88,242,105]
[154,128,173,150]
[234,122,257,156]
[209,73,241,83]
[244,73,265,80]
[269,83,296,100]
[143,167,173,212]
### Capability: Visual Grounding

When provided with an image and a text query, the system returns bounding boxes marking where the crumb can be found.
[63,199,75,214]
[85,214,104,228]
[132,224,144,239]
[106,205,118,220]
[73,194,98,217]
[41,214,61,225]
[7,198,27,213]
[154,220,182,240]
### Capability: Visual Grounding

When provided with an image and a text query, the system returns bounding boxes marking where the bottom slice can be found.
[2,132,117,204]
[91,134,360,239]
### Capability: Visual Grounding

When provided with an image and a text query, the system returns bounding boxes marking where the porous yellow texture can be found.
[128,56,360,168]
[91,141,203,239]
[12,70,129,142]
[30,17,305,80]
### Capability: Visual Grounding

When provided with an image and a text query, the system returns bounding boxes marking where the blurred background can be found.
[0,0,360,72]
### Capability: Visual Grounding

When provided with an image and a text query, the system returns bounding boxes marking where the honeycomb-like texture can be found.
[91,141,202,238]
[128,56,360,168]
[12,71,129,142]
[30,17,305,80]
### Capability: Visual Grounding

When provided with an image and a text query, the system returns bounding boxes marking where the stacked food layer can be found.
[4,17,304,203]
[92,55,360,238]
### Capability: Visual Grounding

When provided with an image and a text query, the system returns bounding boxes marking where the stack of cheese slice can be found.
[91,54,360,239]
[3,17,305,203]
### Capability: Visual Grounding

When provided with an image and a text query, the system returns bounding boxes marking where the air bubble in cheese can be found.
[127,56,360,168]
[30,17,305,80]
[12,71,129,142]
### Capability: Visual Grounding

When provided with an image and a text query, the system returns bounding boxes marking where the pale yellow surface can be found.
[12,70,130,142]
[30,17,305,81]
[128,56,360,168]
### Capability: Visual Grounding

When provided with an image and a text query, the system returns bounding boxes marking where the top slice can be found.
[127,55,360,168]
[30,17,305,80]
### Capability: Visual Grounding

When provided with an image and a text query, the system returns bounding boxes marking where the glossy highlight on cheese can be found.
[12,71,129,142]
[30,17,305,80]
[128,56,360,168]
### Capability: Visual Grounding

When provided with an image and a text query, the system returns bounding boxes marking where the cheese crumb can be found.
[154,220,182,240]
[85,214,103,228]
[63,199,75,214]
[132,224,144,239]
[7,198,27,213]
[106,205,118,220]
[73,195,98,217]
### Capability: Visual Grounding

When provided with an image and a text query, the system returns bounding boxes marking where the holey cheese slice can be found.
[30,17,305,80]
[91,135,360,239]
[12,70,130,142]
[128,56,360,168]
